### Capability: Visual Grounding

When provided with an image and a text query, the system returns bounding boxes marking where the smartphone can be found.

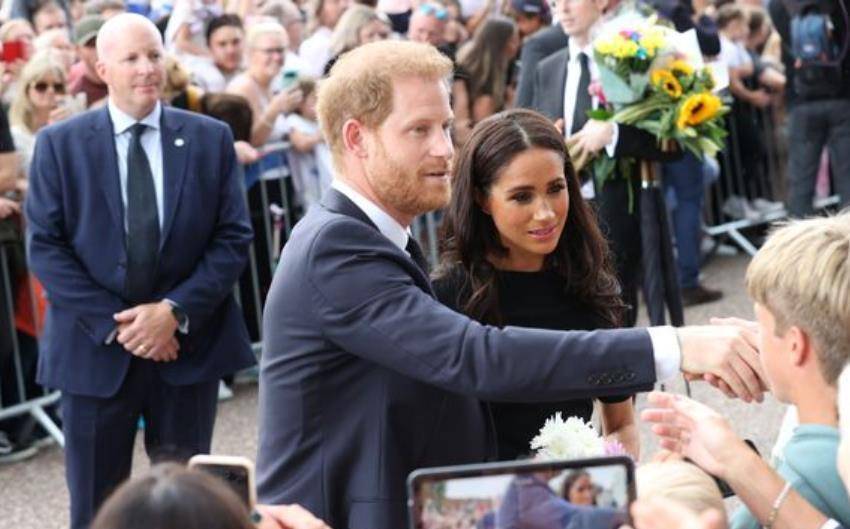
[188,454,256,509]
[280,70,298,92]
[1,40,26,63]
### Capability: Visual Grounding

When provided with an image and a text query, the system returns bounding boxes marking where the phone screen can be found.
[2,40,26,63]
[193,463,252,508]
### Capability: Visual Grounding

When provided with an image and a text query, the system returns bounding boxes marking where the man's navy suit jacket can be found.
[257,189,657,529]
[25,106,256,398]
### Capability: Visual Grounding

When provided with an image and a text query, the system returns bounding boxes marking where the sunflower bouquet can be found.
[573,16,729,186]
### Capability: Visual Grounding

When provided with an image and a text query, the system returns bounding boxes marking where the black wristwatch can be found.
[165,299,188,330]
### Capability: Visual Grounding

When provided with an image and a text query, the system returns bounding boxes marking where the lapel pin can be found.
[175,138,185,147]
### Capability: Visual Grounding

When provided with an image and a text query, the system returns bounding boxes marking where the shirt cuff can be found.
[604,122,619,157]
[820,520,842,529]
[647,326,681,382]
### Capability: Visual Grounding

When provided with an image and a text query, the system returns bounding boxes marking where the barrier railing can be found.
[703,102,841,256]
[0,235,63,447]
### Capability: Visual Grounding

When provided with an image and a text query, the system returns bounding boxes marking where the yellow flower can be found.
[677,92,723,129]
[614,39,640,58]
[670,59,694,77]
[651,69,683,98]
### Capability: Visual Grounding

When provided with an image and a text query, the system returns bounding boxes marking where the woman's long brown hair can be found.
[436,108,625,327]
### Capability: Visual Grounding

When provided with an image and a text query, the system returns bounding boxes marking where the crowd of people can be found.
[0,0,848,528]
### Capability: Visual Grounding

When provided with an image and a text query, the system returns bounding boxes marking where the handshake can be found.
[674,317,766,403]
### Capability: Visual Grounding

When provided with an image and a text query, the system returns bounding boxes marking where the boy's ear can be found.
[787,325,811,368]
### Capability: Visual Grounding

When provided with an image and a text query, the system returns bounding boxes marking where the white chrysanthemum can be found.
[530,412,605,461]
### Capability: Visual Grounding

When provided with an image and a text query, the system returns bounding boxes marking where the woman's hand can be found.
[271,88,303,116]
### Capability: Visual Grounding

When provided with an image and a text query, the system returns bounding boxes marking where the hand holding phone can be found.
[188,454,256,509]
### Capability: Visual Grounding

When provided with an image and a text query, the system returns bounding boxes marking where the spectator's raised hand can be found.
[270,87,304,116]
[640,391,747,479]
[0,197,21,219]
[676,324,767,402]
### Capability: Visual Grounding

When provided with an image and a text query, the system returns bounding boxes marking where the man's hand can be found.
[676,324,767,402]
[114,301,180,362]
[624,496,726,529]
[255,504,332,529]
[0,197,20,219]
[640,391,748,479]
[567,119,615,155]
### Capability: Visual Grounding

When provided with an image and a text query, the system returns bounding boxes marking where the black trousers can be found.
[62,357,218,529]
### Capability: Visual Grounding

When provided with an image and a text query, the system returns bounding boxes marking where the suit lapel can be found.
[90,108,124,235]
[320,189,435,294]
[159,108,189,251]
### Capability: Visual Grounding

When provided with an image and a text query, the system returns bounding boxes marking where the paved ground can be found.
[0,252,788,529]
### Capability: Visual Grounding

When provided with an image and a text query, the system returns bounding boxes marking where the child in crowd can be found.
[285,77,332,211]
[730,213,850,529]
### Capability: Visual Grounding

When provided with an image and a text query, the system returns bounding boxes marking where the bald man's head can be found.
[95,12,165,119]
[96,13,161,63]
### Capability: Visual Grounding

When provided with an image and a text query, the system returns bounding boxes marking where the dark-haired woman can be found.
[433,108,639,461]
[456,16,520,125]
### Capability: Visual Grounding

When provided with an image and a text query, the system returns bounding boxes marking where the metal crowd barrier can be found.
[703,102,841,256]
[0,238,63,447]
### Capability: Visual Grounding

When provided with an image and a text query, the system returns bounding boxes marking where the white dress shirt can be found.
[108,99,165,232]
[107,100,189,334]
[330,177,681,380]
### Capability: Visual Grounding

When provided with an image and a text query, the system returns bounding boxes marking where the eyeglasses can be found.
[255,46,286,56]
[32,81,65,94]
[418,3,449,20]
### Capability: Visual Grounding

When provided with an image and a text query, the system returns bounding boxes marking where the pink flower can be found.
[603,439,630,459]
[588,80,607,106]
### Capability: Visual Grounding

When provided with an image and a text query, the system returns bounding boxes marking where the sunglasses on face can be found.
[418,4,449,20]
[32,81,65,94]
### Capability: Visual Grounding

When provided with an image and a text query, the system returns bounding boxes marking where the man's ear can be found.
[342,119,369,159]
[595,0,610,13]
[95,60,107,83]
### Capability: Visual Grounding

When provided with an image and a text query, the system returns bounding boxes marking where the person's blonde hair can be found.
[9,50,67,133]
[328,4,383,56]
[245,20,288,50]
[746,212,850,385]
[316,40,452,168]
[0,18,35,42]
[636,461,725,515]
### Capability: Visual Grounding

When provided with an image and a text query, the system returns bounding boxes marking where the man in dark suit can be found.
[515,21,568,108]
[257,40,765,529]
[25,13,254,529]
[529,0,679,326]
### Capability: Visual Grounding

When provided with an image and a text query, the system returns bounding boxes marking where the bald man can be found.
[24,13,254,529]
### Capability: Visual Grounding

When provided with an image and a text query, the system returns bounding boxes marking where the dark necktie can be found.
[571,51,592,136]
[405,236,429,276]
[124,123,160,303]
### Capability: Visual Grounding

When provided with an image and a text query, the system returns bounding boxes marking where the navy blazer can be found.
[257,189,655,529]
[25,106,255,398]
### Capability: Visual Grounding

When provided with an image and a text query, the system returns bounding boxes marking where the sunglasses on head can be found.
[418,4,449,20]
[32,81,65,94]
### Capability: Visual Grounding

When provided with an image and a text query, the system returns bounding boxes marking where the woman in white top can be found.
[226,21,303,148]
[298,0,351,77]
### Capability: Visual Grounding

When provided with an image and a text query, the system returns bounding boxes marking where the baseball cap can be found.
[74,15,105,46]
[511,0,548,16]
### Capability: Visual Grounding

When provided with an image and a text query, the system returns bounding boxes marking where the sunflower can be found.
[677,92,723,129]
[651,69,682,98]
[670,59,694,77]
